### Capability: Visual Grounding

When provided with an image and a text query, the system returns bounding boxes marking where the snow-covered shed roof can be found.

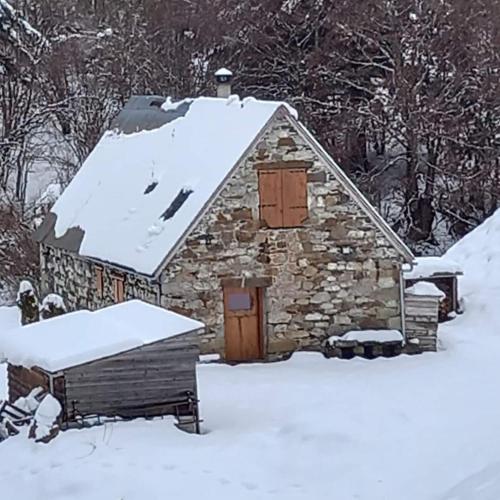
[403,256,462,280]
[405,281,446,299]
[0,300,204,372]
[35,95,292,275]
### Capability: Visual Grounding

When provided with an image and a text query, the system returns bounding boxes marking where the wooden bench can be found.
[327,339,403,359]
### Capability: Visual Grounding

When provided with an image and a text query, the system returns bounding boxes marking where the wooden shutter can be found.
[95,266,104,298]
[282,168,308,227]
[112,276,124,303]
[258,169,283,228]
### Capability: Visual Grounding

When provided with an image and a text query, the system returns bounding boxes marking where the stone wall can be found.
[39,244,157,311]
[404,293,439,352]
[159,114,407,356]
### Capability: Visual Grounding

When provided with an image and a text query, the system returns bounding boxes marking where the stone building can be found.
[35,71,423,361]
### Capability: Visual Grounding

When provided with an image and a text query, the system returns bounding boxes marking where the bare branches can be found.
[0,0,497,300]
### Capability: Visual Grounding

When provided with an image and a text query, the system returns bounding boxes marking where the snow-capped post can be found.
[215,68,233,98]
[16,280,39,325]
[40,293,66,320]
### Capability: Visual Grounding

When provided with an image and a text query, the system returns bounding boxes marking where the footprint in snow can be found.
[242,481,258,491]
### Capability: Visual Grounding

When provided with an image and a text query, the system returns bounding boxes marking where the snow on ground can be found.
[0,304,19,334]
[1,311,500,499]
[0,306,19,394]
[445,208,500,299]
[1,211,500,499]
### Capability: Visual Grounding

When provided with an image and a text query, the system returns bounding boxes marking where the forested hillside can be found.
[0,0,498,298]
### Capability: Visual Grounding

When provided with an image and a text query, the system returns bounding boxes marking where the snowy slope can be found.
[51,96,292,275]
[0,305,19,335]
[445,208,500,298]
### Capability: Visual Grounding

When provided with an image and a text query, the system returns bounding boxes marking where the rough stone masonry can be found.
[158,114,407,356]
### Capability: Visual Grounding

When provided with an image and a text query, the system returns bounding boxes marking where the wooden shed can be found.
[404,256,463,322]
[3,300,204,430]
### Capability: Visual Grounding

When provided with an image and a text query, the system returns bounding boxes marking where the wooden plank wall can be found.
[8,364,49,403]
[404,294,439,351]
[63,330,201,419]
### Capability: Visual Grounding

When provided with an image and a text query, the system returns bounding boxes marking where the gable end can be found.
[287,115,414,263]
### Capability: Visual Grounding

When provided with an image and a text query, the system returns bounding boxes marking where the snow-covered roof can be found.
[405,281,446,299]
[0,300,204,372]
[403,256,462,280]
[35,95,291,275]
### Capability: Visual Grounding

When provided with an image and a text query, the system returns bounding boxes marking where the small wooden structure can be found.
[3,300,204,432]
[327,330,404,359]
[404,256,462,322]
[404,283,443,352]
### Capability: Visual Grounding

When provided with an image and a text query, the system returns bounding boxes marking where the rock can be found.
[305,313,324,321]
[311,292,331,304]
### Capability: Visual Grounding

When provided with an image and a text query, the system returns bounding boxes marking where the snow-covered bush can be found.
[16,280,39,325]
[12,386,44,414]
[40,293,66,320]
[29,394,61,443]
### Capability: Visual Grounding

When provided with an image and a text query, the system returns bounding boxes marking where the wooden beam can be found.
[254,160,313,171]
[220,277,273,288]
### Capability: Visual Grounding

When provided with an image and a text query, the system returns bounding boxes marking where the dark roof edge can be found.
[33,212,85,254]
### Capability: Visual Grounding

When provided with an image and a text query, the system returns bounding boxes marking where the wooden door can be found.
[223,287,263,361]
